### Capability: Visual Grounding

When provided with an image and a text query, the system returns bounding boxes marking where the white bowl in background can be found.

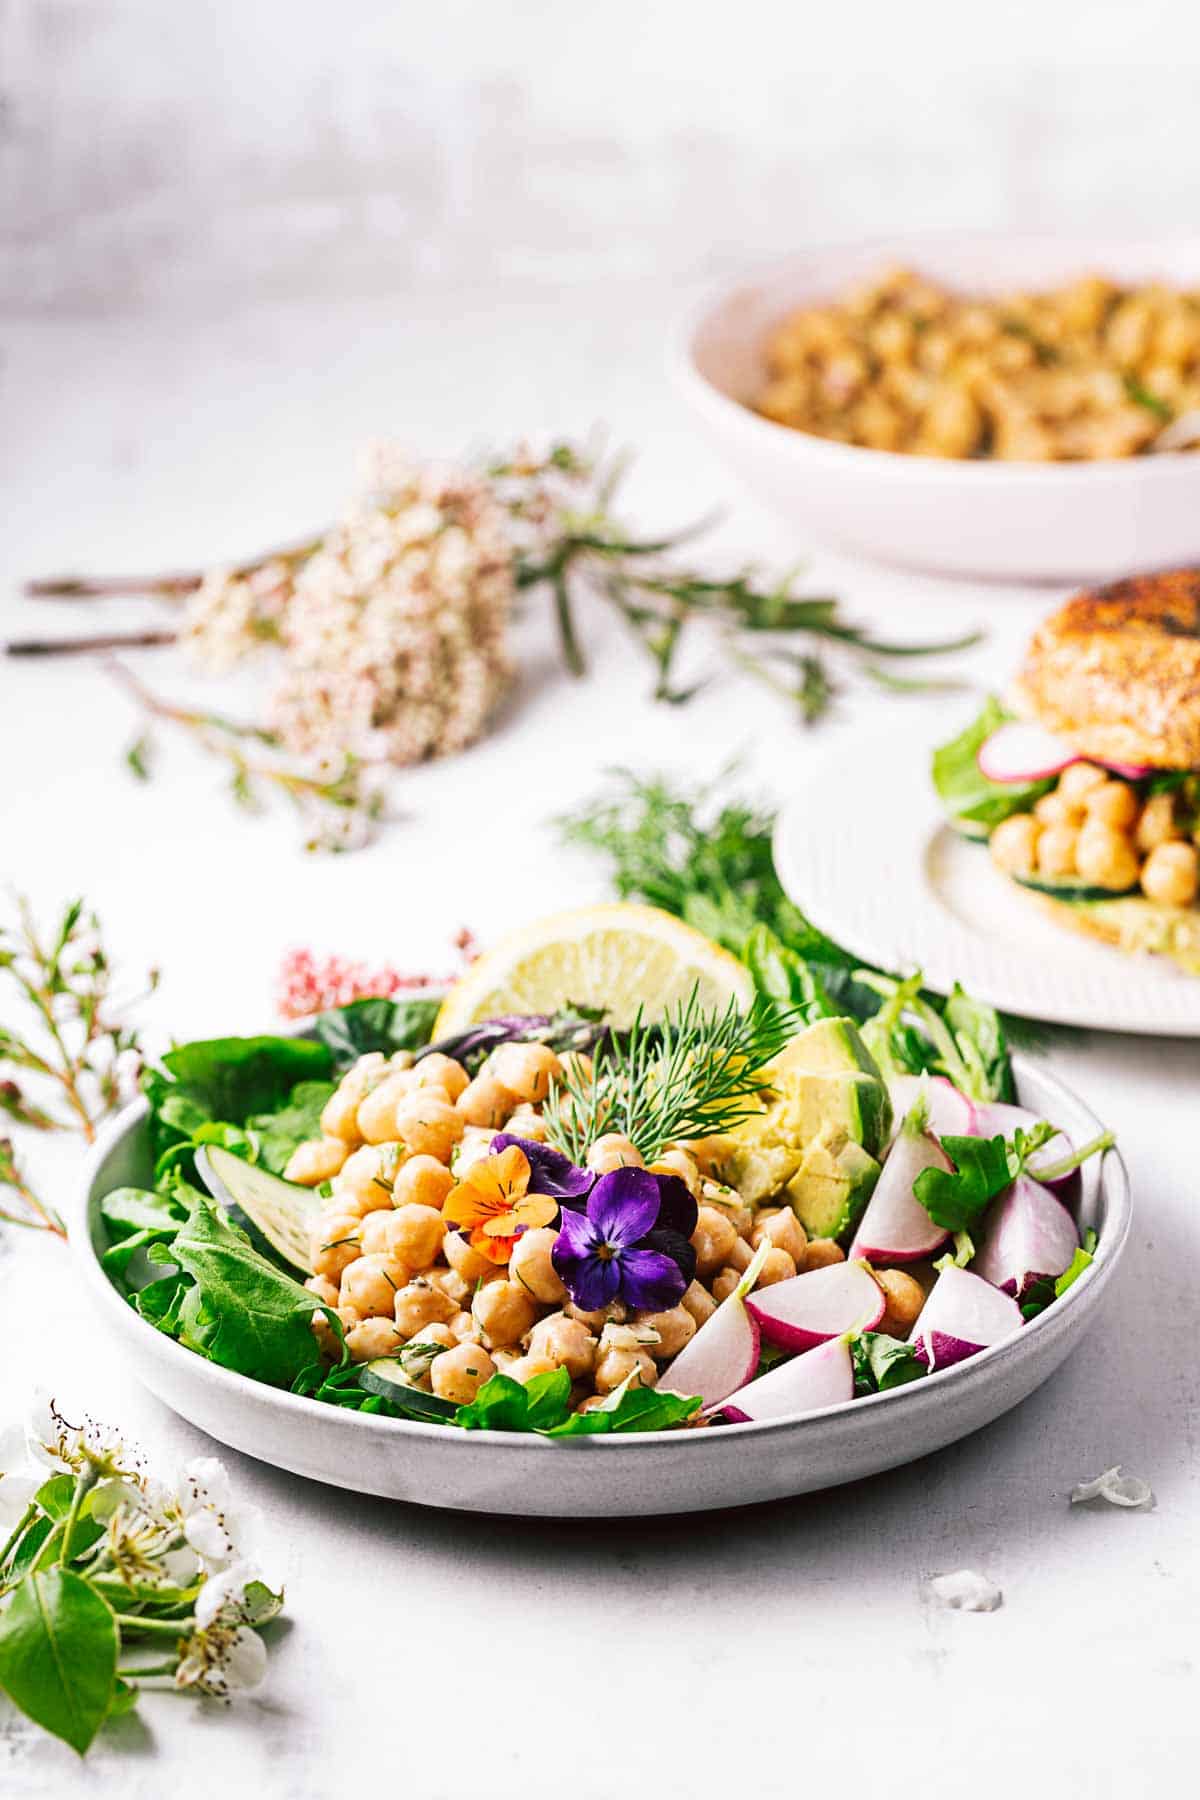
[672,235,1200,582]
[78,1056,1129,1517]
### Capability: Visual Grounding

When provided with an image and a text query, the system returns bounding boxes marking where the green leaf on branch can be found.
[0,1568,119,1755]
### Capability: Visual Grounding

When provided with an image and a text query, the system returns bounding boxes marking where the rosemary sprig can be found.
[542,988,799,1165]
[0,896,157,1142]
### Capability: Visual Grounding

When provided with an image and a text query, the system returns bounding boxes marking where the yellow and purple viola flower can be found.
[549,1167,697,1312]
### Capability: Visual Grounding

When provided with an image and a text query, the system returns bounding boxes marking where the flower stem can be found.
[117,1660,178,1680]
[115,1612,192,1640]
[58,1468,98,1566]
[552,562,586,677]
[0,1502,38,1571]
[5,629,178,659]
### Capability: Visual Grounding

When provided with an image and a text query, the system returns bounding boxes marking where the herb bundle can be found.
[0,1401,283,1755]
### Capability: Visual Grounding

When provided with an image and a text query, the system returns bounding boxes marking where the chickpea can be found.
[711,1267,740,1304]
[430,1267,472,1309]
[508,1226,567,1304]
[344,1317,403,1362]
[505,1107,548,1143]
[320,1053,387,1143]
[394,1093,463,1163]
[393,1279,458,1340]
[503,1353,560,1387]
[451,1126,497,1177]
[585,1133,644,1173]
[487,1042,563,1105]
[1140,840,1199,908]
[673,1136,724,1176]
[430,1343,496,1404]
[411,1053,469,1102]
[444,1228,503,1286]
[631,1304,696,1360]
[990,813,1041,878]
[448,1309,483,1344]
[691,1205,738,1278]
[872,1267,926,1336]
[340,1254,405,1320]
[526,1313,597,1379]
[756,1247,798,1287]
[456,1075,513,1129]
[356,1070,417,1145]
[681,1280,718,1328]
[490,1348,521,1371]
[406,1321,456,1353]
[284,1135,348,1186]
[593,1344,657,1395]
[557,1050,593,1085]
[726,1237,754,1274]
[701,1183,755,1239]
[304,1273,340,1308]
[471,1280,539,1350]
[1037,825,1079,878]
[1058,762,1107,804]
[391,1153,454,1212]
[1135,792,1180,854]
[333,1144,400,1215]
[359,1211,394,1257]
[564,1300,612,1333]
[377,1203,443,1272]
[750,1207,808,1265]
[1084,780,1139,830]
[1075,821,1141,891]
[1033,792,1080,828]
[803,1238,846,1272]
[648,1149,701,1198]
[310,1213,362,1281]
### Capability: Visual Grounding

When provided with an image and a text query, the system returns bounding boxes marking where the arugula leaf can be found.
[942,985,1016,1104]
[851,1332,927,1394]
[0,1568,119,1755]
[1021,1230,1098,1319]
[311,998,439,1070]
[545,1384,701,1435]
[163,1194,333,1385]
[913,1133,1015,1232]
[247,1080,337,1175]
[453,1369,701,1435]
[931,698,1053,834]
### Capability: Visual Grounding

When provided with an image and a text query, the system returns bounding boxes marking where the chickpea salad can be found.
[98,909,1113,1438]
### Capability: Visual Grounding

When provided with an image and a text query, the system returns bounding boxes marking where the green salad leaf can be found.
[852,1332,926,1394]
[931,697,1054,835]
[246,1079,337,1175]
[143,1034,333,1162]
[312,996,440,1070]
[1021,1229,1098,1319]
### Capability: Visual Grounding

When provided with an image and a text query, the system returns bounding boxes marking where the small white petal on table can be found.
[927,1569,1004,1612]
[1070,1465,1154,1509]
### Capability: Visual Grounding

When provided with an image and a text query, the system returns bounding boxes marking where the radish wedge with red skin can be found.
[909,1265,1023,1371]
[972,1173,1078,1297]
[977,721,1079,784]
[973,1100,1074,1189]
[849,1116,954,1264]
[720,1334,855,1424]
[657,1240,769,1409]
[888,1075,976,1144]
[745,1259,884,1353]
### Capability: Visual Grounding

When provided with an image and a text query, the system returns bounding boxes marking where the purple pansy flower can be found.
[550,1167,698,1313]
[489,1134,594,1203]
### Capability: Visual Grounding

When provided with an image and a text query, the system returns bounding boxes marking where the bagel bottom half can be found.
[1014,886,1200,976]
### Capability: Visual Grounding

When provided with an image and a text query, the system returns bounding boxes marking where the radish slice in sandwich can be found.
[977,721,1079,784]
[909,1265,1023,1370]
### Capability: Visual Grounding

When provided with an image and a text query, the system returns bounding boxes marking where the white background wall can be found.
[5,0,1200,315]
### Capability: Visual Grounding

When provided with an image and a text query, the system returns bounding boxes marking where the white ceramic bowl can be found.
[672,235,1200,581]
[78,1056,1129,1517]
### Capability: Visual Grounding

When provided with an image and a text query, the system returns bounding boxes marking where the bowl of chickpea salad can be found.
[674,234,1200,579]
[80,911,1130,1517]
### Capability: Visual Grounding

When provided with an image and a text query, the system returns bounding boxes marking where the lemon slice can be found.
[433,903,754,1036]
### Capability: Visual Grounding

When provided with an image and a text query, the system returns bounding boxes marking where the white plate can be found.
[773,726,1200,1036]
[671,234,1200,581]
[79,1059,1128,1517]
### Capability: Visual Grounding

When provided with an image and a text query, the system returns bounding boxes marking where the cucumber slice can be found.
[1013,872,1140,903]
[196,1144,322,1274]
[359,1359,458,1420]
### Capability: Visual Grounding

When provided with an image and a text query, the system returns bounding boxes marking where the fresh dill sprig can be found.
[542,987,799,1165]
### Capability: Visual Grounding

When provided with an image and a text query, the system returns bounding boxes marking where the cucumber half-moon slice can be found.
[196,1144,322,1275]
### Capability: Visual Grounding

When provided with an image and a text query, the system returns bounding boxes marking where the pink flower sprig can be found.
[276,932,478,1021]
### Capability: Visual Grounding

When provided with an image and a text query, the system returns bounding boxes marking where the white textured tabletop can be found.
[2,284,1197,1797]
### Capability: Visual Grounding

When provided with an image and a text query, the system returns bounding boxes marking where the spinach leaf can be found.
[852,1332,926,1394]
[0,1568,119,1755]
[312,998,439,1070]
[931,698,1053,834]
[99,1186,188,1279]
[455,1368,573,1432]
[143,1035,332,1157]
[545,1385,701,1435]
[246,1080,336,1175]
[164,1194,333,1385]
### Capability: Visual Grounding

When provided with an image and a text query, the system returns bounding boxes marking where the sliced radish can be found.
[973,1101,1074,1189]
[888,1075,976,1144]
[850,1110,953,1263]
[909,1265,1023,1371]
[746,1259,884,1352]
[977,720,1079,784]
[720,1335,855,1424]
[972,1174,1078,1297]
[657,1240,769,1409]
[1099,758,1156,781]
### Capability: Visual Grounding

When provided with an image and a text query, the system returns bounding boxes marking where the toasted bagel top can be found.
[1011,569,1200,770]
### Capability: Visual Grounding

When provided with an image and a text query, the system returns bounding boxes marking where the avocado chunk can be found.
[785,1136,881,1241]
[775,1016,881,1079]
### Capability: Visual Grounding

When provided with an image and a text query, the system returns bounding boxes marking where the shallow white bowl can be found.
[78,1057,1129,1517]
[672,235,1200,581]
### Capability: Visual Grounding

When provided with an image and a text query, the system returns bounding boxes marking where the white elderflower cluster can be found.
[181,445,516,769]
